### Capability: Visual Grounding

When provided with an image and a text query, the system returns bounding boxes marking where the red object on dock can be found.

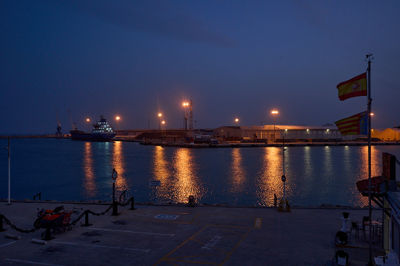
[356,176,386,196]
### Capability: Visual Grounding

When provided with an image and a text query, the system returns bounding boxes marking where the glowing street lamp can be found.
[234,117,240,125]
[85,117,91,123]
[161,120,166,125]
[370,112,375,117]
[182,101,190,130]
[157,112,163,130]
[114,115,121,131]
[271,109,279,115]
[270,109,279,142]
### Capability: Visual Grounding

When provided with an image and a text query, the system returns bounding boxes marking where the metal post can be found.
[8,137,10,205]
[367,54,373,266]
[0,215,5,232]
[129,197,135,210]
[282,130,286,201]
[43,226,52,240]
[189,99,193,130]
[112,168,118,216]
[82,211,92,226]
[273,121,276,143]
[112,182,118,216]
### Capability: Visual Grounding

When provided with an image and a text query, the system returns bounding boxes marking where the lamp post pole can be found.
[7,137,10,205]
[112,168,118,216]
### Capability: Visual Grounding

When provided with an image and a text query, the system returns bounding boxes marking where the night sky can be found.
[1,0,399,134]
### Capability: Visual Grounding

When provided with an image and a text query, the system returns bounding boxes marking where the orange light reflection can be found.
[257,147,282,206]
[112,141,127,191]
[153,146,170,199]
[172,148,202,203]
[354,146,380,207]
[230,148,246,193]
[83,142,96,197]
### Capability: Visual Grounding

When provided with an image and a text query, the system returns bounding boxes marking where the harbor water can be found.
[0,138,399,207]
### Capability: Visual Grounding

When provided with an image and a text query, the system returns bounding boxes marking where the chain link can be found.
[1,215,37,233]
[118,197,133,207]
[1,200,134,233]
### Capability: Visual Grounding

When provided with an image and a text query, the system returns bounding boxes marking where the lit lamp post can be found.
[114,115,121,131]
[157,112,163,130]
[270,109,279,143]
[161,120,166,138]
[234,117,240,125]
[182,101,189,130]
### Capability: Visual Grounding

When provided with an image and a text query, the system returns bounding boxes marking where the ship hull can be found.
[70,130,116,141]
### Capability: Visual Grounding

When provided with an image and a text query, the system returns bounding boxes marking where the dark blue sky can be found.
[1,0,399,134]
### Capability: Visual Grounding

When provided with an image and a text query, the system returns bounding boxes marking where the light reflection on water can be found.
[257,147,283,206]
[230,148,246,193]
[83,142,96,197]
[5,139,397,207]
[83,144,390,206]
[152,146,171,200]
[112,141,127,192]
[172,148,203,203]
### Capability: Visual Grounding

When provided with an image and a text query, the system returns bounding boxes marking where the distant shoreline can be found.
[0,135,399,147]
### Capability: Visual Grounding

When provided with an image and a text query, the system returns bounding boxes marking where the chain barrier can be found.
[86,204,113,217]
[118,197,132,207]
[0,215,37,233]
[1,198,135,234]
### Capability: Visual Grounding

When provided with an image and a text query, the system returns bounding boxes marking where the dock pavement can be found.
[0,201,383,265]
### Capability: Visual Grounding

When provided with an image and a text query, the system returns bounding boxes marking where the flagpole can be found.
[367,54,373,266]
[8,137,11,205]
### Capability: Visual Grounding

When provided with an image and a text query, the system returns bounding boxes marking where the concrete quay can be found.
[0,202,383,265]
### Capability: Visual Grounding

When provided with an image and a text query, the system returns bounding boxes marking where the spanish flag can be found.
[335,111,368,135]
[336,73,367,101]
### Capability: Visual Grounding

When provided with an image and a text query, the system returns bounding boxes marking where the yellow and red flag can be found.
[336,73,367,101]
[335,111,368,135]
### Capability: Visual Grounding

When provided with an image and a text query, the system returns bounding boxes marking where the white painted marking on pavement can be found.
[5,258,63,266]
[0,241,16,248]
[154,214,179,220]
[88,227,175,237]
[201,235,222,250]
[52,241,151,253]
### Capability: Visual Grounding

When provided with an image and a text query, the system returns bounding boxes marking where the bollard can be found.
[0,215,5,232]
[188,195,195,207]
[129,197,135,210]
[112,201,119,216]
[82,211,92,227]
[42,226,52,240]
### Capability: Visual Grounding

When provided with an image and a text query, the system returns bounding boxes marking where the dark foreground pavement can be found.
[0,202,380,265]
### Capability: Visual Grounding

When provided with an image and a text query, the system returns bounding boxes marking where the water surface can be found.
[0,139,399,207]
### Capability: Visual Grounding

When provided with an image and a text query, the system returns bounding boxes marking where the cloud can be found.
[58,0,234,47]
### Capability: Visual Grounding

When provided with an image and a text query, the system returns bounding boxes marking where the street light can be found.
[234,117,239,125]
[85,117,91,123]
[157,112,163,130]
[114,115,121,131]
[270,109,279,142]
[182,101,190,130]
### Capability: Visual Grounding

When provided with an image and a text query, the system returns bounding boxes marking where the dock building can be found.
[214,125,344,143]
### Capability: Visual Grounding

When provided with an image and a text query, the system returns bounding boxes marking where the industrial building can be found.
[214,125,343,143]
